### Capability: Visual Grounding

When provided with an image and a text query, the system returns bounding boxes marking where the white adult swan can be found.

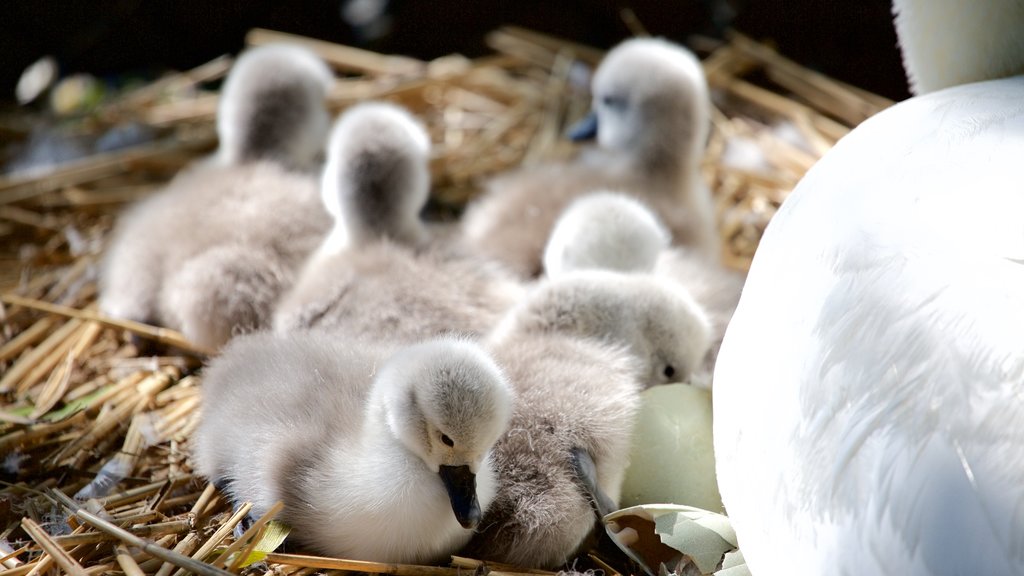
[713,1,1024,575]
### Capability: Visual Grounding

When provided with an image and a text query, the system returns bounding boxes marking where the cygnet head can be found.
[372,337,514,528]
[321,101,432,248]
[544,190,671,277]
[569,38,710,172]
[217,44,333,170]
[494,270,711,387]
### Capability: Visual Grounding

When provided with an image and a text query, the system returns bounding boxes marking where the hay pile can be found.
[0,27,891,575]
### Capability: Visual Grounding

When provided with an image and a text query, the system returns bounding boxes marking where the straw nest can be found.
[0,25,891,576]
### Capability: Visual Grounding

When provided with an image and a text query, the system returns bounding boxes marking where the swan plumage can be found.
[713,2,1024,574]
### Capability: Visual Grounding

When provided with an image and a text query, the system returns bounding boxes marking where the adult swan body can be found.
[713,1,1024,575]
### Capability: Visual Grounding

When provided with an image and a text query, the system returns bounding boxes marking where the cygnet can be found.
[318,101,432,251]
[460,311,645,567]
[461,37,716,277]
[193,331,514,563]
[654,247,744,373]
[543,189,671,277]
[274,102,524,341]
[216,43,334,171]
[99,44,333,350]
[492,269,711,388]
[545,191,744,374]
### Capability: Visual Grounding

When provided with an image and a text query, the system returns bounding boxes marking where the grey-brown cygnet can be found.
[99,44,333,350]
[193,332,514,563]
[462,269,711,567]
[544,191,743,377]
[273,102,524,340]
[461,37,716,277]
[461,333,643,568]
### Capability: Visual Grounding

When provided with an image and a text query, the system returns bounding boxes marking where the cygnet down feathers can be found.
[462,270,709,567]
[492,269,711,387]
[99,44,333,350]
[654,247,744,373]
[545,191,744,375]
[193,331,514,563]
[318,101,433,251]
[274,102,524,340]
[216,43,334,172]
[461,37,717,277]
[461,306,645,567]
[543,189,672,277]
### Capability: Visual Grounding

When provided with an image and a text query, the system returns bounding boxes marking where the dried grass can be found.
[0,26,891,575]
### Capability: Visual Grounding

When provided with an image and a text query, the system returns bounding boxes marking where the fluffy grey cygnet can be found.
[274,102,524,341]
[654,248,744,374]
[462,268,709,567]
[460,316,644,567]
[461,37,716,277]
[99,44,334,350]
[492,269,711,388]
[216,43,334,171]
[193,332,514,563]
[544,191,743,377]
[543,190,671,277]
[319,101,433,250]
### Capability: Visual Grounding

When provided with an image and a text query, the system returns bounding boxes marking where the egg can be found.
[620,384,722,512]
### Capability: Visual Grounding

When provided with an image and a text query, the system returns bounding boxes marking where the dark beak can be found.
[566,111,598,141]
[438,465,481,529]
[570,447,617,518]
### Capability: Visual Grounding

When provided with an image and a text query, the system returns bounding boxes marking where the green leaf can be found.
[237,521,291,567]
[42,386,111,422]
[1,386,111,423]
[4,405,34,418]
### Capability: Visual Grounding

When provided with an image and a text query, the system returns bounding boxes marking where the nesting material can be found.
[0,25,891,575]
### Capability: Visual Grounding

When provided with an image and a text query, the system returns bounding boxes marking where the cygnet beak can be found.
[566,111,598,141]
[438,464,481,529]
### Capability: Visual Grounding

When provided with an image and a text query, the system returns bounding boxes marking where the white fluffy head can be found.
[321,101,432,248]
[372,337,514,474]
[590,37,710,170]
[493,270,712,387]
[893,0,1024,94]
[544,191,671,277]
[217,44,333,170]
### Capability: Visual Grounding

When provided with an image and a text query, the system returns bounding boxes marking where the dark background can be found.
[0,0,910,104]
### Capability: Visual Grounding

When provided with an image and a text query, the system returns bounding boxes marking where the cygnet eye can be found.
[663,365,676,379]
[441,433,455,447]
[601,94,626,109]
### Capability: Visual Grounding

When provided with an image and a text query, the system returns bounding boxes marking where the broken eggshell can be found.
[604,504,740,576]
[714,550,750,576]
[620,384,723,512]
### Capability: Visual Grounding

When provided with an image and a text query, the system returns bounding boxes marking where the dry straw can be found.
[0,24,890,575]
